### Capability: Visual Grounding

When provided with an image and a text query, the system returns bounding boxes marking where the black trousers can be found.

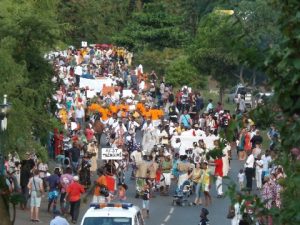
[245,167,254,191]
[70,200,81,221]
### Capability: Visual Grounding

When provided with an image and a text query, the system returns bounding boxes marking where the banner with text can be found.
[101,148,122,160]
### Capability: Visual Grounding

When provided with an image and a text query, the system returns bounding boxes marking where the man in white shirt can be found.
[244,151,255,191]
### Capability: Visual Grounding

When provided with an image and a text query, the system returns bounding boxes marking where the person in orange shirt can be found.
[92,168,107,204]
[65,176,85,224]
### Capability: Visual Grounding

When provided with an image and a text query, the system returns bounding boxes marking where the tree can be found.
[230,0,280,87]
[165,56,207,89]
[191,11,239,102]
[0,0,62,223]
[113,1,187,51]
[57,0,129,46]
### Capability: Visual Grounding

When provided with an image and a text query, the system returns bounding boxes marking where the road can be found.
[15,131,243,225]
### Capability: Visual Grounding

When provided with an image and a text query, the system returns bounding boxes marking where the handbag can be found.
[32,177,42,198]
[227,205,235,219]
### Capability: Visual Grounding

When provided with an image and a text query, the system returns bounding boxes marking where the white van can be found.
[80,203,145,225]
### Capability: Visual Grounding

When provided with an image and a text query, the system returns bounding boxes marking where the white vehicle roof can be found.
[81,203,141,225]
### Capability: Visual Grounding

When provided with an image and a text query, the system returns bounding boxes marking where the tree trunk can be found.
[252,69,256,87]
[219,86,224,103]
[239,65,245,85]
[0,195,11,225]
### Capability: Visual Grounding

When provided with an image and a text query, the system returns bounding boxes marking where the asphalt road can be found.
[15,131,243,225]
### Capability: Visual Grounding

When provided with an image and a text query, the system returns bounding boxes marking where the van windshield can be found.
[83,217,132,225]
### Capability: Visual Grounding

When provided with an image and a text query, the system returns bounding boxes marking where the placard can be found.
[81,41,88,47]
[101,148,122,160]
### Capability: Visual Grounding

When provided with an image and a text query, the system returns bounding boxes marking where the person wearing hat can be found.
[50,210,69,225]
[161,152,172,195]
[65,175,85,224]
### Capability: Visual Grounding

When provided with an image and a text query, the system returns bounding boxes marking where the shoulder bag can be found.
[32,177,42,198]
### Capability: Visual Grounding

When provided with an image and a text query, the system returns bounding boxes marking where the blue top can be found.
[50,216,70,225]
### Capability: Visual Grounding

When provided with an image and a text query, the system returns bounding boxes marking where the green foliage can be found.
[262,0,300,224]
[0,0,61,157]
[165,56,207,89]
[134,48,182,76]
[191,11,239,95]
[56,0,129,46]
[113,1,188,50]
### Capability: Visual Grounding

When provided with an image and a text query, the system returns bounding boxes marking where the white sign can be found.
[79,77,113,92]
[101,148,122,160]
[81,41,88,47]
[122,89,134,98]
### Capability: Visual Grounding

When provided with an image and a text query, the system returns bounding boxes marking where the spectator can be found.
[27,169,44,222]
[50,210,69,225]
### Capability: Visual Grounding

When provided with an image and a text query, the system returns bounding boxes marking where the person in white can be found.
[255,154,263,189]
[237,169,245,191]
[244,152,255,190]
[222,144,231,176]
[139,79,145,92]
[231,193,243,225]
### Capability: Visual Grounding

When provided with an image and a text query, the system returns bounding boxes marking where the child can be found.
[199,208,209,225]
[142,184,150,218]
[118,183,127,202]
[238,169,245,190]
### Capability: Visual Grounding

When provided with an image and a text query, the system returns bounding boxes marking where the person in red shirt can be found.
[65,175,85,224]
[213,155,224,198]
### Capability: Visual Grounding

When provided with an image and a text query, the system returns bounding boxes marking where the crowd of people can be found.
[2,44,284,225]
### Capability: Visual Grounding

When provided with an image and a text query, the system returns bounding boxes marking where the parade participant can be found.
[200,161,212,207]
[237,169,245,191]
[179,109,192,129]
[161,152,172,195]
[148,155,159,196]
[142,183,150,218]
[113,120,127,147]
[255,154,263,190]
[87,141,98,172]
[27,169,44,222]
[212,155,224,198]
[79,153,91,188]
[92,168,107,204]
[46,167,60,212]
[69,142,81,174]
[65,175,85,224]
[191,162,203,205]
[244,151,255,191]
[117,183,128,202]
[177,155,191,188]
[135,155,151,198]
[60,167,73,215]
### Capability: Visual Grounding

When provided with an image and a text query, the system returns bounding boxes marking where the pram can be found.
[172,180,193,206]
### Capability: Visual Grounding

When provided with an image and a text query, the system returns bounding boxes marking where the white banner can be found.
[79,77,113,92]
[171,130,219,155]
[101,148,122,160]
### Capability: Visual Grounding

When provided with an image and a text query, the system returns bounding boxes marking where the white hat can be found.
[73,175,79,181]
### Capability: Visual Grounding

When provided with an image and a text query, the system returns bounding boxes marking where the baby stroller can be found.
[172,180,193,206]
